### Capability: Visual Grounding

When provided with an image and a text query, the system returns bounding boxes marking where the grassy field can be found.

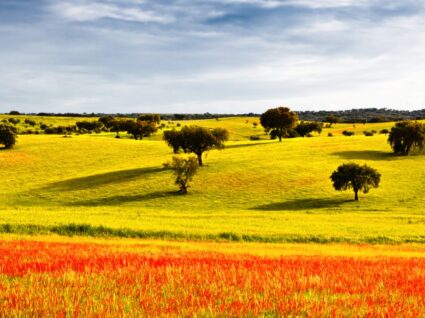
[1,116,425,243]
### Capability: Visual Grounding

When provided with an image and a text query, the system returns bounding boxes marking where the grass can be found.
[0,117,424,243]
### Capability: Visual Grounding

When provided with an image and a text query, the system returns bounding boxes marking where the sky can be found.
[1,0,425,114]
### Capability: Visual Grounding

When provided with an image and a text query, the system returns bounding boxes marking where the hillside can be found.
[1,117,424,243]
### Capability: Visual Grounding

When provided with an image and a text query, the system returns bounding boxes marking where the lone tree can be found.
[163,126,229,166]
[324,115,340,127]
[0,124,17,149]
[167,156,199,194]
[388,121,425,156]
[260,107,298,141]
[330,163,381,201]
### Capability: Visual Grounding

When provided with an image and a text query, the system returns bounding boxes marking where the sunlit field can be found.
[1,117,425,243]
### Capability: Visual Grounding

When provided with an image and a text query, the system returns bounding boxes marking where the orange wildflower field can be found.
[0,238,424,317]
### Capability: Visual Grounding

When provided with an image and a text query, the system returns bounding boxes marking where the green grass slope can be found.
[0,118,424,243]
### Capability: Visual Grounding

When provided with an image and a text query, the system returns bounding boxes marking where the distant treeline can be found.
[5,108,425,122]
[297,108,425,123]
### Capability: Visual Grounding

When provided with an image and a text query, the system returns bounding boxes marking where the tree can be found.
[0,124,17,149]
[138,114,160,124]
[295,121,323,137]
[330,163,381,201]
[126,120,158,140]
[163,126,229,166]
[260,107,298,142]
[167,156,199,194]
[324,115,340,127]
[388,121,425,156]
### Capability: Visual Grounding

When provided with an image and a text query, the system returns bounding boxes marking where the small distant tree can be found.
[126,120,158,140]
[324,115,340,127]
[295,121,323,137]
[388,121,425,156]
[330,163,381,201]
[379,129,389,135]
[0,124,18,149]
[8,118,20,125]
[9,111,20,115]
[167,156,199,194]
[98,115,115,128]
[260,107,298,142]
[163,126,229,166]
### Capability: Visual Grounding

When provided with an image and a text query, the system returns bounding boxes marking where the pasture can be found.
[1,116,424,243]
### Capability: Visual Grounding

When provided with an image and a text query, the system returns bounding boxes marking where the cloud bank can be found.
[0,0,425,113]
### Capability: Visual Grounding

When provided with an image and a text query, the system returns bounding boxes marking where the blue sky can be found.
[1,0,425,113]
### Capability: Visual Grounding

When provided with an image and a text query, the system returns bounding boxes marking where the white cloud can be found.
[51,1,172,23]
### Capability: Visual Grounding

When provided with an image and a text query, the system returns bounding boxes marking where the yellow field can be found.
[1,116,425,243]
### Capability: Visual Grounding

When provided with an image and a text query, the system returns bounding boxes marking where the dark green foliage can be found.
[0,124,17,149]
[328,133,333,137]
[24,119,36,126]
[388,121,425,156]
[342,130,355,136]
[295,121,323,137]
[330,163,381,201]
[9,110,20,115]
[363,131,375,136]
[167,156,199,194]
[8,118,20,125]
[76,121,104,132]
[126,120,158,140]
[98,115,115,128]
[138,114,160,124]
[260,107,298,142]
[163,126,229,165]
[324,115,340,127]
[44,125,76,135]
[380,129,389,135]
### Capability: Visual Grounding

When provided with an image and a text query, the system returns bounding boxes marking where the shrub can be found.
[250,135,260,141]
[342,130,355,136]
[328,133,333,137]
[363,131,374,136]
[0,124,17,149]
[24,119,36,126]
[380,129,389,135]
[8,118,20,125]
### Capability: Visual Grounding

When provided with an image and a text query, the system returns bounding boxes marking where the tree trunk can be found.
[278,135,282,142]
[179,185,187,194]
[354,190,359,201]
[197,153,203,166]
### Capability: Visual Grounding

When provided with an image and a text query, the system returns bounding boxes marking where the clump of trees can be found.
[388,121,425,156]
[0,124,18,149]
[76,121,104,133]
[294,121,323,137]
[260,107,299,141]
[166,156,199,194]
[126,120,158,140]
[163,126,229,166]
[330,163,381,201]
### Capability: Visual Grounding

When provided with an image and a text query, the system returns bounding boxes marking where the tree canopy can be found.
[330,163,381,201]
[163,126,229,166]
[166,156,199,194]
[388,121,425,156]
[260,107,298,141]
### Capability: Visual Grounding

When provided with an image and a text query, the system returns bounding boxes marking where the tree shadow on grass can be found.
[226,141,272,149]
[252,198,349,211]
[332,150,396,161]
[44,166,165,191]
[67,190,179,206]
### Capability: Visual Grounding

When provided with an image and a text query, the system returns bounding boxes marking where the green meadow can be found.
[1,116,425,243]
